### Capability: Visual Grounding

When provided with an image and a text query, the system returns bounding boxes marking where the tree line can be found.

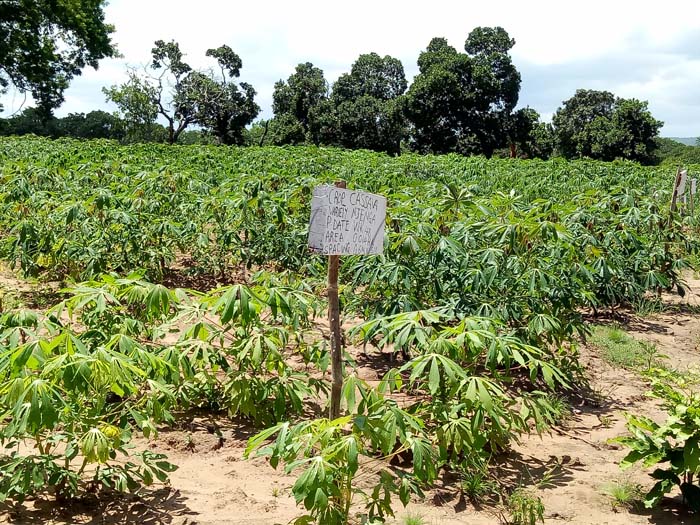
[0,2,671,164]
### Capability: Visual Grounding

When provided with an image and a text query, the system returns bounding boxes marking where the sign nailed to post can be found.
[308,185,387,255]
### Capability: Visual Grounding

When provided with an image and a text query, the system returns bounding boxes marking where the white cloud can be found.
[2,0,700,135]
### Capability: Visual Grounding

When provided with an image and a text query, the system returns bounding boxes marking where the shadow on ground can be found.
[631,496,698,525]
[0,487,195,525]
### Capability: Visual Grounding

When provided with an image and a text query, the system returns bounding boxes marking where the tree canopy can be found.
[406,29,520,157]
[271,62,328,144]
[0,0,117,115]
[0,15,669,165]
[104,41,259,145]
[405,28,521,157]
[552,89,663,164]
[323,53,408,154]
[0,107,125,140]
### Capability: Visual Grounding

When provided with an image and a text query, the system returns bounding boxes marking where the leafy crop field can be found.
[0,136,698,524]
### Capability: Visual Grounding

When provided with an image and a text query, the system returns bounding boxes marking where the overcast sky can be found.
[2,0,699,136]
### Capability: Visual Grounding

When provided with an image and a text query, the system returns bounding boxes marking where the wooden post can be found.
[668,166,683,231]
[328,180,346,420]
[670,166,682,214]
[691,178,697,216]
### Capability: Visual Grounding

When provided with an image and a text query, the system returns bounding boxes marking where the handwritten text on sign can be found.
[308,185,386,255]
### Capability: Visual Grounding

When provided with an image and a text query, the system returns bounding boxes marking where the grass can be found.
[590,326,667,370]
[545,394,572,427]
[402,513,426,525]
[631,295,666,316]
[460,467,498,503]
[601,479,642,510]
[597,415,614,428]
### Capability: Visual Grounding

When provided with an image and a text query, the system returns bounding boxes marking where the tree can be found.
[0,107,126,140]
[271,63,328,144]
[0,107,56,136]
[405,27,521,157]
[552,89,663,164]
[104,40,196,144]
[333,53,407,102]
[611,99,663,164]
[0,0,117,115]
[552,89,616,159]
[324,53,408,155]
[527,122,556,159]
[105,41,259,145]
[244,120,271,146]
[183,46,260,145]
[505,108,554,159]
[103,71,162,143]
[56,110,124,140]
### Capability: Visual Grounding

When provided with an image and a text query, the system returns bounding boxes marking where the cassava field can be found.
[0,136,700,524]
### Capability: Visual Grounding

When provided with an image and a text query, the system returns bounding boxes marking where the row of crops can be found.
[0,136,697,522]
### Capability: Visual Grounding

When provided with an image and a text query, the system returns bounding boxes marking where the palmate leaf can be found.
[145,284,172,317]
[401,353,466,396]
[211,284,262,326]
[80,427,113,464]
[1,377,65,434]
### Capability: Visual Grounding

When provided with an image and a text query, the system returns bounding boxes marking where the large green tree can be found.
[103,71,162,142]
[323,53,408,155]
[405,27,521,157]
[552,89,663,164]
[270,62,329,144]
[0,0,117,115]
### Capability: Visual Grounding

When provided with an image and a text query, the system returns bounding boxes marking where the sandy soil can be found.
[2,274,700,524]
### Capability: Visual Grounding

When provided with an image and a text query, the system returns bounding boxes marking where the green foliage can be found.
[247,308,572,522]
[0,135,697,522]
[0,108,125,140]
[323,53,409,155]
[656,137,700,166]
[601,479,642,510]
[103,71,163,143]
[104,40,259,145]
[245,386,439,524]
[0,137,693,292]
[458,457,498,503]
[552,89,663,164]
[506,488,545,525]
[0,284,179,501]
[402,513,426,525]
[186,46,260,145]
[406,27,520,157]
[0,0,117,113]
[271,62,329,145]
[614,370,700,511]
[504,109,554,159]
[0,268,332,504]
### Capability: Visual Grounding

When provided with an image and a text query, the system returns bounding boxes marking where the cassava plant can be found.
[614,369,700,511]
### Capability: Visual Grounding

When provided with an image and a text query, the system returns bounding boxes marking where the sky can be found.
[2,0,700,137]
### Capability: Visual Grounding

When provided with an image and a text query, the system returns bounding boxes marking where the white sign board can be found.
[692,178,697,196]
[308,185,386,255]
[678,169,688,196]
